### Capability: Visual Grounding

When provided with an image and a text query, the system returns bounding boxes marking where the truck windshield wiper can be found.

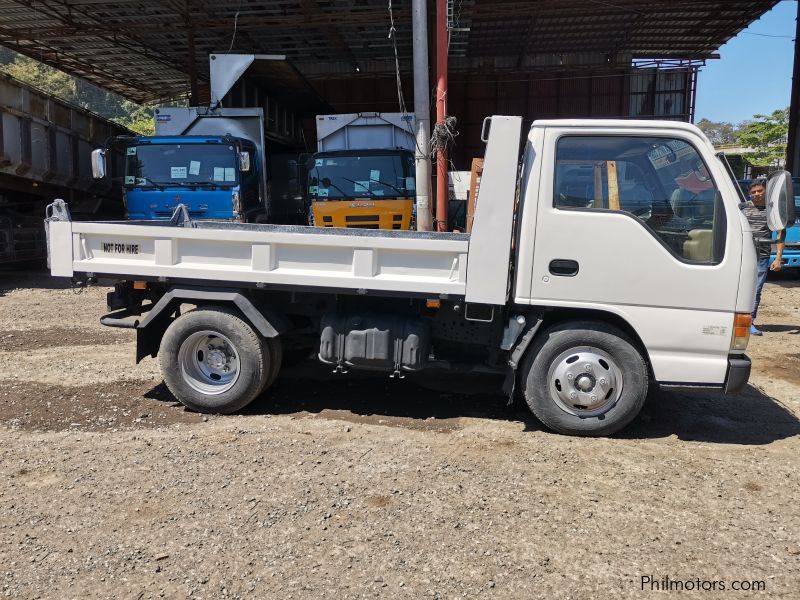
[134,177,176,191]
[370,178,407,196]
[340,177,377,198]
[319,181,352,198]
[183,180,232,188]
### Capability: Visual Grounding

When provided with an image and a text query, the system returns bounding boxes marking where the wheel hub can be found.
[548,347,624,417]
[177,331,241,396]
[574,373,596,392]
[206,348,228,370]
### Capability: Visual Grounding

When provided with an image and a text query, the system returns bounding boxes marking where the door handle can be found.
[549,259,579,277]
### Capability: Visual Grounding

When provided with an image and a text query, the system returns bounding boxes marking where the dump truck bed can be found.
[47,219,470,297]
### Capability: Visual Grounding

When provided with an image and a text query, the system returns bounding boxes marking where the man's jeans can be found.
[753,256,771,322]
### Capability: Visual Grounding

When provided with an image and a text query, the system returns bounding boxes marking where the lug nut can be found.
[590,395,597,401]
[570,392,577,400]
[599,378,606,385]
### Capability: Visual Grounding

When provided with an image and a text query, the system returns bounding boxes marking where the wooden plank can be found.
[467,157,484,233]
[607,160,620,210]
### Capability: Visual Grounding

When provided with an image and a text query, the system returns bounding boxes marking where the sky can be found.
[695,0,797,124]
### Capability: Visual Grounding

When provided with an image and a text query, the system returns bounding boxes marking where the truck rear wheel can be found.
[520,321,648,436]
[159,306,276,414]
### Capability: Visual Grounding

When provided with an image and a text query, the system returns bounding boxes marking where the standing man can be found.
[740,178,785,335]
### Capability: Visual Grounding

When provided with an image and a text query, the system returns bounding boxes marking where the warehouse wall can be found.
[309,67,695,169]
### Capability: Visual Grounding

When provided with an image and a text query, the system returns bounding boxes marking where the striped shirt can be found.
[740,201,774,259]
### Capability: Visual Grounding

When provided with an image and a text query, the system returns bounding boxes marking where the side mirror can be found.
[91,148,107,179]
[239,151,251,173]
[766,170,796,231]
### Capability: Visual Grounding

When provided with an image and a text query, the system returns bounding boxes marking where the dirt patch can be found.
[0,379,203,431]
[312,408,462,433]
[758,362,800,388]
[0,327,130,351]
[366,495,391,508]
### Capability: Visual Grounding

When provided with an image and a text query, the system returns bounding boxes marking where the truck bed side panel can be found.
[59,221,470,296]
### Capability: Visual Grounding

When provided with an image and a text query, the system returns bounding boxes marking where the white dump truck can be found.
[45,116,795,436]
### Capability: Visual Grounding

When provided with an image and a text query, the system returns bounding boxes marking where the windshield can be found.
[125,143,238,187]
[308,153,415,199]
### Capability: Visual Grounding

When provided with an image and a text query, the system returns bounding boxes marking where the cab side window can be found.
[554,136,725,264]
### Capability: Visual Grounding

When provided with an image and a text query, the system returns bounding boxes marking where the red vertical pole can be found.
[435,0,448,231]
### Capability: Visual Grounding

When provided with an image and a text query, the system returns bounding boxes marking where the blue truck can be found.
[773,177,800,269]
[92,54,308,224]
[121,135,259,221]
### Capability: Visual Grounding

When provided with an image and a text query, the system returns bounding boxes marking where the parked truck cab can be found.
[308,148,415,229]
[121,135,259,221]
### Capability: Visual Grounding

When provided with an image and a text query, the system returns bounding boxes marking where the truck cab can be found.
[123,135,259,221]
[308,148,415,229]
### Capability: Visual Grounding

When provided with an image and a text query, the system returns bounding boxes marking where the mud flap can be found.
[502,317,543,405]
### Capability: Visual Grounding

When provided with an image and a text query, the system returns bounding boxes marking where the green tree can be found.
[4,54,77,102]
[0,52,154,135]
[737,108,789,167]
[115,101,155,135]
[696,118,738,145]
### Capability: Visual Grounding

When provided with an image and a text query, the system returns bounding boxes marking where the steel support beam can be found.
[413,0,432,231]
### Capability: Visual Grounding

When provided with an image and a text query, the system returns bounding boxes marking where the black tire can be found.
[263,336,283,389]
[159,306,274,414]
[520,321,648,437]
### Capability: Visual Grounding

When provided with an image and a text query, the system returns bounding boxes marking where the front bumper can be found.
[771,252,800,268]
[724,354,751,394]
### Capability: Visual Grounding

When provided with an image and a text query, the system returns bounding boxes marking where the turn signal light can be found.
[133,281,147,290]
[731,313,752,351]
[426,299,441,309]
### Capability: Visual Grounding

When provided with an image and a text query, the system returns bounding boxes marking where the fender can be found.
[134,287,291,363]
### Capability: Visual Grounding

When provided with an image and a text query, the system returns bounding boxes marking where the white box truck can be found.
[46,116,793,436]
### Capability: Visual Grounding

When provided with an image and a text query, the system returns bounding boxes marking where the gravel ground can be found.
[1,271,798,599]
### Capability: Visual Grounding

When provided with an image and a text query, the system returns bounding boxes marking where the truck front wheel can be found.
[159,306,277,414]
[520,321,648,436]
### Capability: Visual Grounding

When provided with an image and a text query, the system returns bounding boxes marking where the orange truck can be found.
[308,112,416,230]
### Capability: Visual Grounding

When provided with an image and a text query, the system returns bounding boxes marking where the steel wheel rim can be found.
[177,330,241,395]
[547,346,624,417]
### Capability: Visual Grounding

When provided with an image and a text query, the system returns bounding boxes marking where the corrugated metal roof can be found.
[0,0,780,105]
